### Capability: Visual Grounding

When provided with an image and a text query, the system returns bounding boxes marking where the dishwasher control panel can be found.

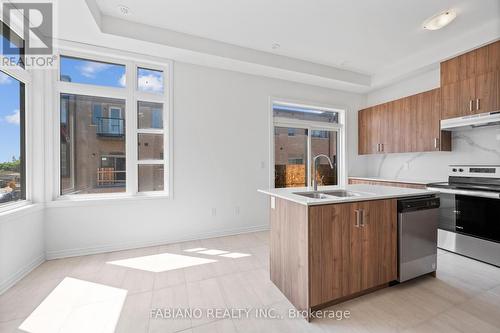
[398,196,440,212]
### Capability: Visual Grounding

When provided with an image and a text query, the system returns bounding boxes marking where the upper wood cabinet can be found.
[441,41,500,119]
[358,41,497,155]
[358,88,451,155]
[309,199,397,306]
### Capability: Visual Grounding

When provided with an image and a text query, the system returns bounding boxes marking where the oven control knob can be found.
[459,168,464,172]
[452,168,457,172]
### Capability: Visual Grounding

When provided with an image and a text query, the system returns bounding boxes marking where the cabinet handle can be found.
[381,144,384,152]
[476,98,480,111]
[354,210,360,228]
[360,209,366,227]
[469,100,473,112]
[434,138,439,149]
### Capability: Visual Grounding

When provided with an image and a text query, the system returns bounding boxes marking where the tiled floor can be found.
[1,231,499,333]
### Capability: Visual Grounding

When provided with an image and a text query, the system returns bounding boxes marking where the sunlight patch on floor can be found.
[107,252,217,272]
[183,247,207,252]
[19,277,127,333]
[197,249,229,255]
[220,252,251,258]
[184,248,252,258]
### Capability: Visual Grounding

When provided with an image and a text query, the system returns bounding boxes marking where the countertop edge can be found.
[348,176,442,185]
[258,188,439,206]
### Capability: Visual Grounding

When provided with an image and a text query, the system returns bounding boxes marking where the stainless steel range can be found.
[427,165,500,267]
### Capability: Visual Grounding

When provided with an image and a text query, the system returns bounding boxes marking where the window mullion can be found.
[137,129,164,135]
[137,160,165,165]
[126,61,138,195]
[307,127,312,188]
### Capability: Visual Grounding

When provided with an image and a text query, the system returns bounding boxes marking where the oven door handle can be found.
[426,187,500,200]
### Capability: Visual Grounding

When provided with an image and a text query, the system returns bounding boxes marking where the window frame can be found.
[0,21,32,213]
[270,99,347,189]
[53,46,173,201]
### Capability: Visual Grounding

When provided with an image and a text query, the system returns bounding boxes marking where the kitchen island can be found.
[258,184,438,320]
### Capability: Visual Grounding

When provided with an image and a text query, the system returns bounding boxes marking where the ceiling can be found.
[83,0,500,92]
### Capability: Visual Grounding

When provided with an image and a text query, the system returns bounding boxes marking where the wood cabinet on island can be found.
[259,184,438,321]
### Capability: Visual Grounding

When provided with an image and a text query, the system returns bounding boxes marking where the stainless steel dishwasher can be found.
[397,196,440,282]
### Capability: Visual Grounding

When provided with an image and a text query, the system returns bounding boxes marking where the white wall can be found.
[45,62,365,258]
[358,68,500,182]
[0,207,45,294]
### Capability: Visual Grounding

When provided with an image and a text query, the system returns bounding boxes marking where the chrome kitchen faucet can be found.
[312,154,334,191]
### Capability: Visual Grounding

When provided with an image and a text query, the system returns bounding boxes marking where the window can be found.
[274,127,308,188]
[91,104,102,125]
[57,53,170,198]
[137,67,164,93]
[0,21,27,208]
[138,101,163,129]
[60,94,126,195]
[273,104,338,123]
[0,71,26,205]
[272,102,343,189]
[60,56,126,88]
[138,165,164,192]
[1,21,25,67]
[137,101,165,192]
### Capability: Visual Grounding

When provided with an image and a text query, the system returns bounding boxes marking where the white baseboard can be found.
[46,225,269,260]
[0,254,45,295]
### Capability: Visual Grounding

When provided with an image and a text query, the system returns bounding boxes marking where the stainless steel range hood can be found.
[441,111,500,131]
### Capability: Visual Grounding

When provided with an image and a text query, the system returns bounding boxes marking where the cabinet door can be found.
[416,89,441,151]
[441,57,460,86]
[358,107,380,155]
[358,108,370,155]
[476,41,499,74]
[459,77,476,115]
[441,82,461,119]
[309,203,353,306]
[488,41,500,72]
[441,51,476,85]
[393,97,414,152]
[370,105,382,154]
[379,102,395,153]
[443,78,476,119]
[458,51,477,81]
[358,200,397,290]
[475,71,499,114]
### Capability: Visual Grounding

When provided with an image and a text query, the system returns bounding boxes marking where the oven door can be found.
[456,195,500,243]
[436,193,456,232]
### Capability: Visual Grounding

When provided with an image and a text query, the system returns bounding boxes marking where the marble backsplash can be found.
[359,125,500,182]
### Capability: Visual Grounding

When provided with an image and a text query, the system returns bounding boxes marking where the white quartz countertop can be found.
[258,184,438,206]
[348,176,443,185]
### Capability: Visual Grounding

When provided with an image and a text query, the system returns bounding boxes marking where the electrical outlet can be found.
[234,206,240,215]
[211,208,217,216]
[405,161,410,170]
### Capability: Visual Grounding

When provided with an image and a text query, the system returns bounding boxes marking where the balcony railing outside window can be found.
[97,168,126,187]
[96,117,125,137]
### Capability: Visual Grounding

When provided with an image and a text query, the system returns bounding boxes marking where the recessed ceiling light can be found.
[272,43,280,50]
[117,5,131,16]
[423,10,457,30]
